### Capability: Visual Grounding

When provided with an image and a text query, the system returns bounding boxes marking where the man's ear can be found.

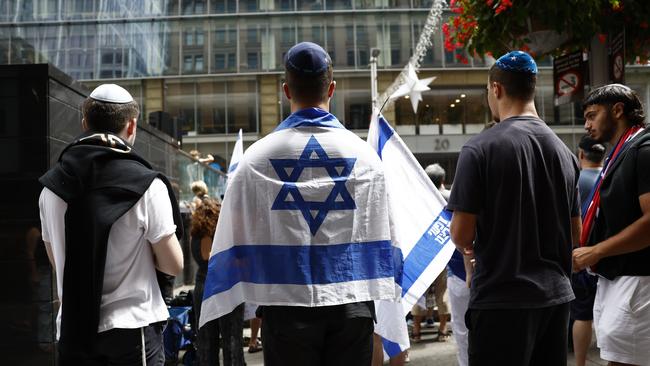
[611,102,625,121]
[327,80,336,98]
[127,118,137,136]
[283,83,291,100]
[492,82,503,99]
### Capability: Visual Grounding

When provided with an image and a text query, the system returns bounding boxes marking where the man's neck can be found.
[497,100,538,122]
[291,101,329,114]
[581,161,602,169]
[609,122,634,146]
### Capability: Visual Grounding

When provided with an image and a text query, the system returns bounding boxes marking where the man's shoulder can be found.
[39,187,66,208]
[141,178,170,204]
[245,127,378,162]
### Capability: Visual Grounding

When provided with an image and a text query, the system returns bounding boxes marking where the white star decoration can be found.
[388,64,436,114]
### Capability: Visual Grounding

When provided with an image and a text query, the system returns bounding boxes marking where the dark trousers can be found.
[58,323,165,366]
[261,306,374,366]
[466,302,570,366]
[193,271,246,366]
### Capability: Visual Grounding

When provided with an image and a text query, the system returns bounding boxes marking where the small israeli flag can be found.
[228,129,244,174]
[368,109,456,357]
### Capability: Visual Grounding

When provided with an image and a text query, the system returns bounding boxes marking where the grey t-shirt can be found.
[447,116,580,309]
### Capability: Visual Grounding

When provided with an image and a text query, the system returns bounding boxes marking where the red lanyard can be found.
[580,126,644,247]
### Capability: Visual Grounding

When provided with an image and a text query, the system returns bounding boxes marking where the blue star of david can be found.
[270,135,356,236]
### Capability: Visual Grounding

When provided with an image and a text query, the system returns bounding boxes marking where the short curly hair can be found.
[190,197,221,239]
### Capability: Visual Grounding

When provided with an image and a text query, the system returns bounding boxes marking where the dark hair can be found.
[191,197,221,239]
[285,64,333,105]
[82,98,140,134]
[578,135,606,164]
[488,64,536,101]
[583,84,646,126]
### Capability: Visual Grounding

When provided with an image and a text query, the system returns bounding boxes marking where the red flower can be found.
[444,39,455,52]
[486,0,494,6]
[597,33,607,44]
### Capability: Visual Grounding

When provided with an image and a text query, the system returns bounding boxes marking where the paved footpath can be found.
[218,321,606,366]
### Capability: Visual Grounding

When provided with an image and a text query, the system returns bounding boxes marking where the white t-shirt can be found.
[39,178,177,338]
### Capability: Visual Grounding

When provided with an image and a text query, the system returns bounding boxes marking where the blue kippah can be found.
[285,42,331,74]
[495,50,538,74]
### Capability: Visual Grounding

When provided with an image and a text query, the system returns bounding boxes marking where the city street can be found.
[235,321,606,366]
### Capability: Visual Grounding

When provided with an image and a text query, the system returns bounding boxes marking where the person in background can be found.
[247,317,262,353]
[191,180,209,212]
[571,135,605,366]
[573,84,650,366]
[187,150,214,183]
[423,163,451,342]
[191,197,246,366]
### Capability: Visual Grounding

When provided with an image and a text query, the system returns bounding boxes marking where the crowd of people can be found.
[37,40,650,366]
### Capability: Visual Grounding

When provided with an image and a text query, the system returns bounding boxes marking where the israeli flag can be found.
[228,128,244,174]
[200,108,400,327]
[368,110,456,357]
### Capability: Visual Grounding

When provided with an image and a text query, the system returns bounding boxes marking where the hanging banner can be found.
[554,51,589,106]
[609,30,625,84]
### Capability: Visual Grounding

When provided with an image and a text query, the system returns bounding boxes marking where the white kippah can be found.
[89,84,134,104]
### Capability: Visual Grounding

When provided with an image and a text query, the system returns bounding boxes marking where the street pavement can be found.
[232,321,606,366]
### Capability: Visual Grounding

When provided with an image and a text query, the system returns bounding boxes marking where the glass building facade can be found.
[2,0,650,171]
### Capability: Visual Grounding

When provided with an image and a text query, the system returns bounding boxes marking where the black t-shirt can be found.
[589,130,650,279]
[447,116,580,309]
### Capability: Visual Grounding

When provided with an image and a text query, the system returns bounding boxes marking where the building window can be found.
[185,31,194,46]
[165,79,259,135]
[184,56,193,71]
[215,29,225,43]
[195,55,204,71]
[215,54,225,69]
[247,52,259,69]
[183,0,206,14]
[347,51,355,67]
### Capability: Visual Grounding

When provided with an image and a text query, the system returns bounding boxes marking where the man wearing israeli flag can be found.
[200,42,399,365]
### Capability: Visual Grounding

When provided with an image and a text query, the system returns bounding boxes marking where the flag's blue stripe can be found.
[377,116,395,159]
[400,209,452,297]
[228,162,239,173]
[275,107,345,132]
[382,336,404,358]
[203,240,394,301]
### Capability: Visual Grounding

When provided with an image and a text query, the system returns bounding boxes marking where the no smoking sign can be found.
[557,72,581,96]
[613,53,623,81]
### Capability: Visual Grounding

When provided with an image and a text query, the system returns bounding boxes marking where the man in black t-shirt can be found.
[447,51,581,366]
[573,84,650,366]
